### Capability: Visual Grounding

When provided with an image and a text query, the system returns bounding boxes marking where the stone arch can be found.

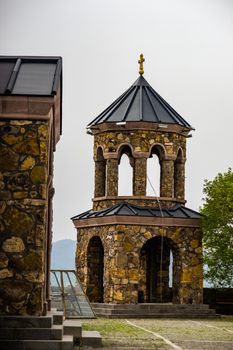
[94,147,106,197]
[149,143,167,161]
[174,148,185,200]
[86,236,104,302]
[175,147,184,161]
[117,143,134,162]
[96,145,105,161]
[139,236,180,303]
[118,144,134,195]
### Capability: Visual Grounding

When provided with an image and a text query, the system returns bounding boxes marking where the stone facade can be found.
[0,120,53,315]
[76,223,203,304]
[92,124,187,210]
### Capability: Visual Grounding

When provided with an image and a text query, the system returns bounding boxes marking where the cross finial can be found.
[138,53,145,75]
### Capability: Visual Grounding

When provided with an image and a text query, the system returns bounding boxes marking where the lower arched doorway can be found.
[140,236,180,303]
[86,236,104,302]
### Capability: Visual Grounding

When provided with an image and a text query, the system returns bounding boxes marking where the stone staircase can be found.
[91,303,219,319]
[0,310,102,349]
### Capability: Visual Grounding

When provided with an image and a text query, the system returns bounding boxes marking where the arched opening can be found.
[118,145,133,196]
[86,236,104,302]
[95,147,106,197]
[147,145,164,196]
[174,148,184,199]
[147,154,160,196]
[139,236,179,303]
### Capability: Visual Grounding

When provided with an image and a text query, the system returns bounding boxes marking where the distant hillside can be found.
[51,239,76,269]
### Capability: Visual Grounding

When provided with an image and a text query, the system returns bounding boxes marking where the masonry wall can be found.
[76,223,203,305]
[0,119,52,315]
[93,128,186,210]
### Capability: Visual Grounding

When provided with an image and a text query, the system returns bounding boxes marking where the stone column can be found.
[94,160,106,197]
[174,160,185,200]
[133,158,147,196]
[0,120,51,316]
[160,160,174,197]
[179,229,203,304]
[106,159,118,197]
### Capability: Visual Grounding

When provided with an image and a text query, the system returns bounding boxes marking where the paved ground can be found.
[82,317,233,350]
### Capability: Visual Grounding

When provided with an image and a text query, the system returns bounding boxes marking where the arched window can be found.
[118,146,133,196]
[95,147,106,197]
[147,145,164,197]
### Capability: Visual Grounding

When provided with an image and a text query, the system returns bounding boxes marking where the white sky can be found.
[0,0,233,242]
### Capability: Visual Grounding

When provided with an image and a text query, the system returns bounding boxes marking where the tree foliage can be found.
[201,168,233,287]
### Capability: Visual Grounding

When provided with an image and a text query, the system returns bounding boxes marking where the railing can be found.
[50,269,95,318]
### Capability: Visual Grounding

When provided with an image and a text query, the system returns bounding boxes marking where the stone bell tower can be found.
[72,55,203,305]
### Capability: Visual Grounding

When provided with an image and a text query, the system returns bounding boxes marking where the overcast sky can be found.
[1,0,233,242]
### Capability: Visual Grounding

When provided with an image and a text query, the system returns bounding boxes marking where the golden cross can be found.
[138,53,145,75]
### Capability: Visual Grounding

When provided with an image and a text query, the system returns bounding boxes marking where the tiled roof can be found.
[72,202,201,220]
[0,56,62,96]
[88,76,193,129]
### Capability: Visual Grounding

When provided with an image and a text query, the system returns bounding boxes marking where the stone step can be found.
[94,309,216,315]
[92,307,216,315]
[82,330,102,348]
[0,335,74,350]
[96,313,220,319]
[63,319,82,338]
[0,325,63,340]
[48,309,64,325]
[92,303,218,318]
[91,303,211,310]
[0,315,52,329]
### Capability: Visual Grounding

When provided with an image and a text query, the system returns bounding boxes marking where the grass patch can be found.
[81,318,233,349]
[82,318,168,349]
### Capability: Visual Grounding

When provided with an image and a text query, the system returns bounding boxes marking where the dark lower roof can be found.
[72,202,201,220]
[88,76,193,130]
[0,56,62,96]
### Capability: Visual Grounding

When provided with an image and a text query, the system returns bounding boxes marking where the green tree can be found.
[201,168,233,287]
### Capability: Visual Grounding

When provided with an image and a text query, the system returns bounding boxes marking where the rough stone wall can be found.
[0,120,51,315]
[76,223,203,305]
[93,129,186,209]
[94,130,186,159]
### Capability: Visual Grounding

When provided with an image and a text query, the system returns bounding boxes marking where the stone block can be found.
[30,166,47,184]
[191,239,199,249]
[181,269,192,283]
[20,156,35,170]
[3,207,34,235]
[0,144,19,171]
[0,269,13,279]
[116,253,128,267]
[2,237,25,253]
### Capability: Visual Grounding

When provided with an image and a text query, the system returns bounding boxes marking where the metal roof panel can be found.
[72,202,202,220]
[12,63,56,95]
[0,61,15,94]
[88,76,193,129]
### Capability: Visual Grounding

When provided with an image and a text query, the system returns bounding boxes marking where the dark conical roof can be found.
[88,76,192,129]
